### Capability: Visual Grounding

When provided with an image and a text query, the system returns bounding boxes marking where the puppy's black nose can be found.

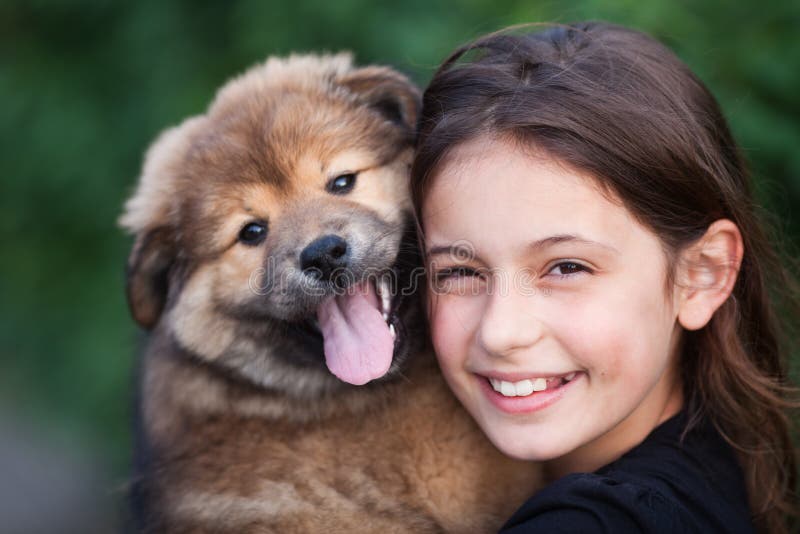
[300,234,349,282]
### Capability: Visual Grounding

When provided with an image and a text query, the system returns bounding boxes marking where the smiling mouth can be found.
[486,372,580,398]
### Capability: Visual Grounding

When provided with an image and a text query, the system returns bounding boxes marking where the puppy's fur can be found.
[121,54,539,533]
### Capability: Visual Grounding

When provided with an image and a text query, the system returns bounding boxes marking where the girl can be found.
[411,23,798,533]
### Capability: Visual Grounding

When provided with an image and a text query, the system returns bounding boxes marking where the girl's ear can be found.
[676,219,744,330]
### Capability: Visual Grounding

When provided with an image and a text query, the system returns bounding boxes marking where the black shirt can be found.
[500,411,754,533]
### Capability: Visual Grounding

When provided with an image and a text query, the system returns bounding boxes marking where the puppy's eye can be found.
[238,222,267,246]
[326,173,357,194]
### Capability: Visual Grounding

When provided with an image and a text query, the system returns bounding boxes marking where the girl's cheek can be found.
[548,296,628,377]
[428,295,453,352]
[429,295,483,358]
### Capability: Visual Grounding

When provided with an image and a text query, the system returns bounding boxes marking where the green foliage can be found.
[1,0,797,496]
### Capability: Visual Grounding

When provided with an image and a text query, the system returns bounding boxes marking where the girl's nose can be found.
[477,289,544,358]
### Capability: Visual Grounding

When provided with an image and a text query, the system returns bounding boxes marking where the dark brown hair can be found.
[411,22,798,533]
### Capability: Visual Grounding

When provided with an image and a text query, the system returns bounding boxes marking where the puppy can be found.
[120,53,540,533]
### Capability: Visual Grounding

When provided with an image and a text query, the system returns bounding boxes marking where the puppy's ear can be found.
[119,116,204,329]
[125,228,175,329]
[339,66,421,130]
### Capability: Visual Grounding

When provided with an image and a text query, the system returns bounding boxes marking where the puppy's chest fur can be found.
[134,337,538,533]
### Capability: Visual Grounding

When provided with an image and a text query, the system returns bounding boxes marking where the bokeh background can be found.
[2,0,798,531]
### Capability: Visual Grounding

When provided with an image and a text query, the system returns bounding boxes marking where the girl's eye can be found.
[327,173,357,194]
[238,222,268,245]
[431,265,484,295]
[434,266,478,281]
[548,261,590,277]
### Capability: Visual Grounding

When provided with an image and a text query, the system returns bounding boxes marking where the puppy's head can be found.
[120,54,423,397]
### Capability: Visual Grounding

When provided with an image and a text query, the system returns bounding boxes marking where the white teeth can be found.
[377,278,395,340]
[514,379,534,396]
[532,378,547,392]
[489,374,573,397]
[376,278,392,316]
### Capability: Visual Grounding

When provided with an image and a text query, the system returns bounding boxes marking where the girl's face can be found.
[423,136,684,472]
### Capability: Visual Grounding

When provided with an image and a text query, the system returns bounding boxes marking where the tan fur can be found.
[122,53,540,533]
[140,349,537,533]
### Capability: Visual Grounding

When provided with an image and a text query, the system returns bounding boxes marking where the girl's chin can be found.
[453,373,587,460]
[475,417,577,462]
[488,432,573,463]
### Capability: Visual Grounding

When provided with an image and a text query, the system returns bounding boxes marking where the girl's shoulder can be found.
[500,412,754,533]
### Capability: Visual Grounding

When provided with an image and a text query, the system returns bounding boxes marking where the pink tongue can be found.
[316,282,394,385]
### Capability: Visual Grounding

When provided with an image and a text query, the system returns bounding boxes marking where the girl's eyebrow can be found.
[426,243,485,264]
[528,234,620,254]
[426,235,618,261]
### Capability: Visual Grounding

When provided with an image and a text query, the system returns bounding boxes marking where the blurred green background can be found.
[1,0,798,531]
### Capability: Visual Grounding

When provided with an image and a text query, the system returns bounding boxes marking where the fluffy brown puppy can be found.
[120,54,540,533]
